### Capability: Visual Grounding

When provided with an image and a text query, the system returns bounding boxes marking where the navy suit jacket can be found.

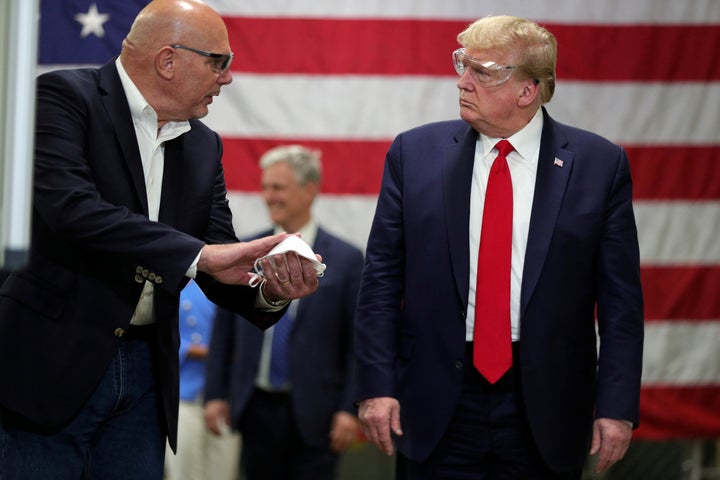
[0,61,282,450]
[205,227,364,447]
[355,109,644,472]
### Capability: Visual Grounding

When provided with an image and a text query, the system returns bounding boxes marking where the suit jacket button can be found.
[134,275,144,283]
[455,361,463,369]
[114,328,125,338]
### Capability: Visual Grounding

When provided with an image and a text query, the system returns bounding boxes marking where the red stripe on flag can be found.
[642,267,720,321]
[223,138,719,200]
[626,145,720,200]
[222,137,389,194]
[552,24,720,82]
[224,17,720,81]
[636,386,720,439]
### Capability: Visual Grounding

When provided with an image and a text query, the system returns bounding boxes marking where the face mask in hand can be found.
[248,235,327,287]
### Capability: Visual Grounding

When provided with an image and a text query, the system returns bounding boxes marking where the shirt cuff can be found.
[255,281,290,311]
[185,251,202,278]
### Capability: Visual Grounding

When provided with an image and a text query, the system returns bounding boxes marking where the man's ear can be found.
[517,79,540,108]
[156,46,175,80]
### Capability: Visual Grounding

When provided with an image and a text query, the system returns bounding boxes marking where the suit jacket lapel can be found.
[520,109,574,315]
[443,123,478,308]
[98,60,149,216]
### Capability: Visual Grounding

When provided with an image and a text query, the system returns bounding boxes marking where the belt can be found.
[123,324,157,342]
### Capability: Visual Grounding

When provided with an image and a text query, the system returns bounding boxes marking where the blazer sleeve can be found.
[355,134,407,401]
[594,146,644,425]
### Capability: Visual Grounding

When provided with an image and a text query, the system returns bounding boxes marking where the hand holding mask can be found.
[248,235,326,288]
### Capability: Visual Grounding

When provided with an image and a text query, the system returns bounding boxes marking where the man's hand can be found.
[257,251,321,303]
[358,397,402,456]
[329,411,361,453]
[204,399,231,436]
[198,233,290,285]
[590,417,633,474]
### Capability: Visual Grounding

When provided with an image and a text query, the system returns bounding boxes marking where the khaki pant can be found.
[165,400,241,480]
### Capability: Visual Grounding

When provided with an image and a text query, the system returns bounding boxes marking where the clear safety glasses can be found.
[452,48,517,87]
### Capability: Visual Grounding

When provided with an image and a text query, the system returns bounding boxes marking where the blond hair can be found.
[457,15,556,104]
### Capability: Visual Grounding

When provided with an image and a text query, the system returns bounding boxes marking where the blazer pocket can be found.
[0,270,73,320]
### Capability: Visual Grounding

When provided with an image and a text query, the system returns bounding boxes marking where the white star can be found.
[74,3,110,39]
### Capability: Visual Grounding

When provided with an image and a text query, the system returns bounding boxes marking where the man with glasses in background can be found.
[0,1,320,478]
[354,14,644,479]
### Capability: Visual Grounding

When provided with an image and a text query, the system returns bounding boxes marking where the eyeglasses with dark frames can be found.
[170,44,234,73]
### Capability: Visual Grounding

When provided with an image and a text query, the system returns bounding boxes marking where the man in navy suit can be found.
[0,2,319,478]
[204,145,365,480]
[355,15,644,479]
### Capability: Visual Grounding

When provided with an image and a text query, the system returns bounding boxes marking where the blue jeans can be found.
[0,339,165,479]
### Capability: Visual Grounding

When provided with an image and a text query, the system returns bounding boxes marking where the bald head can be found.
[123,0,227,55]
[118,0,233,125]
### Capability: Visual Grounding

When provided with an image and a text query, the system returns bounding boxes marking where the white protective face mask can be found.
[248,235,327,288]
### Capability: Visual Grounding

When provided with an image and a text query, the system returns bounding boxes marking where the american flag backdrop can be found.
[37,0,720,439]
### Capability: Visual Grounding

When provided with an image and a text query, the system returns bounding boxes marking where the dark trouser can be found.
[239,388,337,480]
[0,327,165,480]
[396,343,582,480]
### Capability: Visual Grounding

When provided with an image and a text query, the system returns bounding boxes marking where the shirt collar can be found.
[273,219,318,248]
[115,57,190,138]
[480,108,543,161]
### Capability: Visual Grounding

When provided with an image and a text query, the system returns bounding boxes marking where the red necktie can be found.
[474,139,514,384]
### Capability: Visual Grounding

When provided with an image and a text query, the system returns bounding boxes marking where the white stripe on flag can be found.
[636,201,720,265]
[208,0,720,24]
[205,75,720,144]
[642,321,720,385]
[228,192,376,251]
[228,195,720,266]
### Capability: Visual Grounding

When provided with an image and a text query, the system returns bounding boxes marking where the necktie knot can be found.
[495,139,514,158]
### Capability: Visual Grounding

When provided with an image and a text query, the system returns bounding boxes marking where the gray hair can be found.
[259,145,322,186]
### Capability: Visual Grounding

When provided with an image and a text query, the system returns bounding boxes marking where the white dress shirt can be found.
[467,108,543,341]
[116,58,190,325]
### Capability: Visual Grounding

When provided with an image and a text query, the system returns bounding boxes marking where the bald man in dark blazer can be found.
[0,2,318,478]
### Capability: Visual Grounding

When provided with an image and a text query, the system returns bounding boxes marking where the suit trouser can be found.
[239,388,337,480]
[397,343,582,480]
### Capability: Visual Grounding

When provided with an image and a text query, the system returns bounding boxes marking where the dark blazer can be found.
[0,61,281,450]
[205,227,364,447]
[354,108,644,472]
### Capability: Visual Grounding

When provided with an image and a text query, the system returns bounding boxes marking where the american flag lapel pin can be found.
[554,157,564,168]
